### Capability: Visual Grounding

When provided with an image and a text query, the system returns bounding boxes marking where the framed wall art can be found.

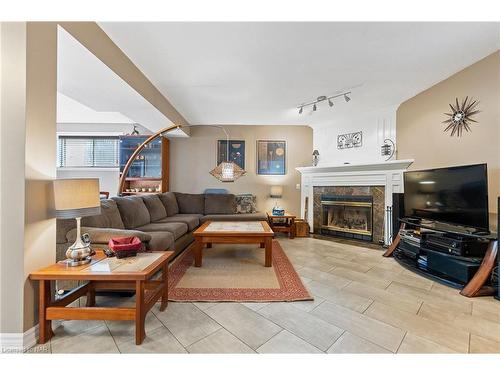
[337,131,362,149]
[217,140,245,169]
[257,140,286,175]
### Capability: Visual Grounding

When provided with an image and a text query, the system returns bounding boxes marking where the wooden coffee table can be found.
[30,250,173,345]
[193,221,274,267]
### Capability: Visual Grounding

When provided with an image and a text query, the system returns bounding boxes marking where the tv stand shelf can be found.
[384,218,498,298]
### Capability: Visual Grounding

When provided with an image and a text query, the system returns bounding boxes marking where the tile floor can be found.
[36,237,500,354]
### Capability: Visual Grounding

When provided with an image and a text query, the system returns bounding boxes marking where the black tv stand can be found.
[383,218,498,298]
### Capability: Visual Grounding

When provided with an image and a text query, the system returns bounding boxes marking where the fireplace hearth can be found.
[320,194,373,242]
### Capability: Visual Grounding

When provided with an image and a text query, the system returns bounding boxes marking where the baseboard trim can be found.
[0,320,61,352]
[0,324,37,352]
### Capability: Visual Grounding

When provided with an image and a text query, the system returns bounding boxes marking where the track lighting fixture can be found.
[297,91,351,115]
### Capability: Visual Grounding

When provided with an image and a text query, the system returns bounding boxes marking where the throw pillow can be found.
[235,194,257,213]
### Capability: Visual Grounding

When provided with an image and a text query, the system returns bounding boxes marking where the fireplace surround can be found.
[320,194,373,241]
[314,186,384,243]
[296,160,414,246]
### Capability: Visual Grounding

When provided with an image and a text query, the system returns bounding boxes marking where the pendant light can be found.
[209,126,246,182]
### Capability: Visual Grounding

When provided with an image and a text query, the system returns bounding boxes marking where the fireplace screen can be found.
[321,195,373,240]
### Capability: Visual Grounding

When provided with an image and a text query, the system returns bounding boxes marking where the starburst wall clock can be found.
[443,96,480,137]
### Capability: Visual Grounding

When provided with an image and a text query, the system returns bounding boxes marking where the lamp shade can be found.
[270,185,283,198]
[53,178,101,219]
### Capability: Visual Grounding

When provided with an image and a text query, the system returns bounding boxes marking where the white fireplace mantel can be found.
[296,159,414,245]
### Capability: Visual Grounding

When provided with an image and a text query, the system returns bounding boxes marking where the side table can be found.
[267,211,296,239]
[30,250,173,345]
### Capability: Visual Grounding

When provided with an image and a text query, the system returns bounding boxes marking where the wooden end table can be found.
[267,211,297,239]
[30,250,173,345]
[193,221,274,267]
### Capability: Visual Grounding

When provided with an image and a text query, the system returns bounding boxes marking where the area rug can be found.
[168,240,312,302]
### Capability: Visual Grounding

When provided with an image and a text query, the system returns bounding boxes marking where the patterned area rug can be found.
[168,240,312,302]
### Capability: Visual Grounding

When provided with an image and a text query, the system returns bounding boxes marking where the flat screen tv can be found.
[404,163,489,231]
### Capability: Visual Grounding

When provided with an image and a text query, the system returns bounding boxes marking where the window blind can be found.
[57,136,119,168]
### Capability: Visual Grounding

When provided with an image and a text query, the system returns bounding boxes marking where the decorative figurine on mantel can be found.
[312,149,320,166]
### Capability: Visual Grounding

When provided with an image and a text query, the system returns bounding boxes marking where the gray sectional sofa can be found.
[56,192,266,262]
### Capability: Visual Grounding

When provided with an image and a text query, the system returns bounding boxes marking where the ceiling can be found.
[97,22,500,128]
[57,26,173,132]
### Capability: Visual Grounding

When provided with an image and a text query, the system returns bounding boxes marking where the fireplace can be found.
[320,194,373,242]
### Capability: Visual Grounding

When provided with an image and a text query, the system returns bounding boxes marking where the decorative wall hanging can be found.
[337,131,362,149]
[443,97,480,137]
[381,139,396,161]
[312,149,320,166]
[217,140,245,169]
[257,140,286,175]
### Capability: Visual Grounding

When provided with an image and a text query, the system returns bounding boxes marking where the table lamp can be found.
[270,185,284,216]
[54,178,101,266]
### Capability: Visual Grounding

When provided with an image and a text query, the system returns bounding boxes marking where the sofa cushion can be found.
[146,231,175,251]
[81,199,125,230]
[155,214,202,231]
[135,222,188,240]
[204,194,236,215]
[141,195,167,222]
[174,192,205,214]
[66,227,152,244]
[112,196,151,229]
[159,192,179,216]
[235,194,257,214]
[200,212,267,223]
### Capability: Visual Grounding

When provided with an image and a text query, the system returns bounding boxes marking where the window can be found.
[57,136,119,168]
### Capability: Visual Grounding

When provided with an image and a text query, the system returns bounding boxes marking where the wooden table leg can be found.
[160,263,168,311]
[86,282,96,307]
[38,280,53,344]
[290,218,296,239]
[264,238,272,267]
[194,238,203,267]
[461,240,498,297]
[383,222,405,257]
[135,280,146,345]
[206,243,212,248]
[260,242,265,248]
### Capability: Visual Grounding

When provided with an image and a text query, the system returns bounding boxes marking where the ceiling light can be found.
[296,91,351,115]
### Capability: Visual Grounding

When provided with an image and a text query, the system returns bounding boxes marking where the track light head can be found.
[313,103,317,111]
[344,94,351,102]
[328,99,334,107]
[299,106,303,115]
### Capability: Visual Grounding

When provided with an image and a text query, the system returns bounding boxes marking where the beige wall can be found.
[23,22,58,330]
[397,50,500,215]
[170,125,313,215]
[0,22,27,335]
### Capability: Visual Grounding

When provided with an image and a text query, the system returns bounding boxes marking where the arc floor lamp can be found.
[117,124,246,195]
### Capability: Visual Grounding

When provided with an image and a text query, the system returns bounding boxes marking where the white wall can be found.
[57,92,133,123]
[56,122,151,196]
[312,105,397,166]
